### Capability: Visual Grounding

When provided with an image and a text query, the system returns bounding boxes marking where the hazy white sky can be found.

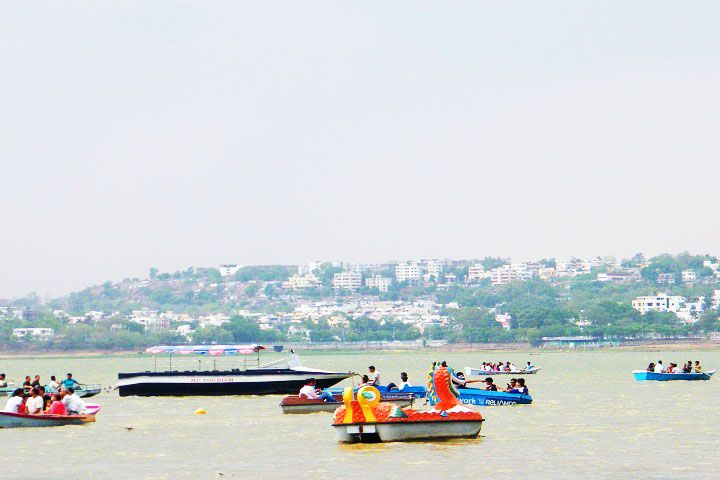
[2,1,719,298]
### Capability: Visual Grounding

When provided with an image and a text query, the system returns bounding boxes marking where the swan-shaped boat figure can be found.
[332,364,484,443]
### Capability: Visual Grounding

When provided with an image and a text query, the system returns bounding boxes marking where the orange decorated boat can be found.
[332,364,484,443]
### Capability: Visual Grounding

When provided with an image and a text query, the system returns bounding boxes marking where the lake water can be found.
[2,349,719,479]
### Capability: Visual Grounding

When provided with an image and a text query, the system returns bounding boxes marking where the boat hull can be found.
[0,412,95,428]
[329,386,532,406]
[633,370,715,381]
[117,369,351,397]
[465,367,540,376]
[334,420,483,443]
[280,393,413,414]
[1,385,101,398]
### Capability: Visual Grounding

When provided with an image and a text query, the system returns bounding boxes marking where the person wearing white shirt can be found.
[3,389,25,413]
[397,372,412,390]
[48,376,60,391]
[61,388,86,414]
[298,378,337,403]
[654,361,664,373]
[368,366,380,386]
[26,388,44,414]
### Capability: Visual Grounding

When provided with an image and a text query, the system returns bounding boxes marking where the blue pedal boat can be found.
[328,385,532,405]
[633,370,715,381]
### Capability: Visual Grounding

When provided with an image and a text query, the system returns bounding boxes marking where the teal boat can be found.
[633,370,715,381]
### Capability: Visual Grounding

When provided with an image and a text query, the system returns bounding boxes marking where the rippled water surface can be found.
[2,350,720,479]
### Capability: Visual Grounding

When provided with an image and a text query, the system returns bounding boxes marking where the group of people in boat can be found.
[296,362,531,403]
[647,360,702,374]
[1,373,87,416]
[476,361,534,373]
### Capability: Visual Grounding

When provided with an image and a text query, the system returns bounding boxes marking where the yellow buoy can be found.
[195,408,206,415]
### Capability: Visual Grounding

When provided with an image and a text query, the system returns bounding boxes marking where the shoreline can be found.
[1,340,720,359]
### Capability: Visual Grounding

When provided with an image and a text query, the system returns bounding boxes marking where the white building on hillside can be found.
[283,273,321,290]
[491,264,534,285]
[681,269,697,284]
[396,263,421,283]
[332,271,361,291]
[631,293,685,314]
[467,264,488,283]
[713,290,720,310]
[298,260,325,275]
[218,264,242,277]
[13,328,54,340]
[427,260,443,279]
[365,275,392,292]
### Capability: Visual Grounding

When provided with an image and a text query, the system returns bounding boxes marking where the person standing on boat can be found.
[299,378,338,403]
[3,389,25,413]
[654,361,664,373]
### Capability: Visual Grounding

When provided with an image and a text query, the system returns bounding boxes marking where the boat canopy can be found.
[145,345,265,355]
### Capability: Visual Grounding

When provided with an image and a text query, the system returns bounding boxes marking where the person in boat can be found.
[359,375,372,387]
[31,375,41,388]
[397,372,412,390]
[481,377,498,391]
[298,378,338,403]
[694,361,702,373]
[508,378,528,395]
[654,361,664,373]
[368,366,380,386]
[681,362,692,373]
[26,387,44,414]
[48,375,60,391]
[525,361,533,371]
[387,372,412,391]
[3,388,26,413]
[506,378,518,391]
[646,363,655,372]
[62,373,81,391]
[61,387,87,415]
[0,373,6,388]
[22,375,32,391]
[47,393,67,415]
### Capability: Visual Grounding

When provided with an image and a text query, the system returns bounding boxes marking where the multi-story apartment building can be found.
[631,293,685,314]
[13,327,54,340]
[681,269,697,284]
[491,264,534,285]
[332,271,362,291]
[467,263,488,283]
[282,274,321,290]
[427,260,443,279]
[395,263,421,283]
[365,275,392,292]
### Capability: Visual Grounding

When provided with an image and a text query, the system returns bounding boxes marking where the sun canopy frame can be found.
[145,345,265,356]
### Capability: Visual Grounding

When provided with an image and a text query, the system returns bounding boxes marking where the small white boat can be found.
[465,366,541,376]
